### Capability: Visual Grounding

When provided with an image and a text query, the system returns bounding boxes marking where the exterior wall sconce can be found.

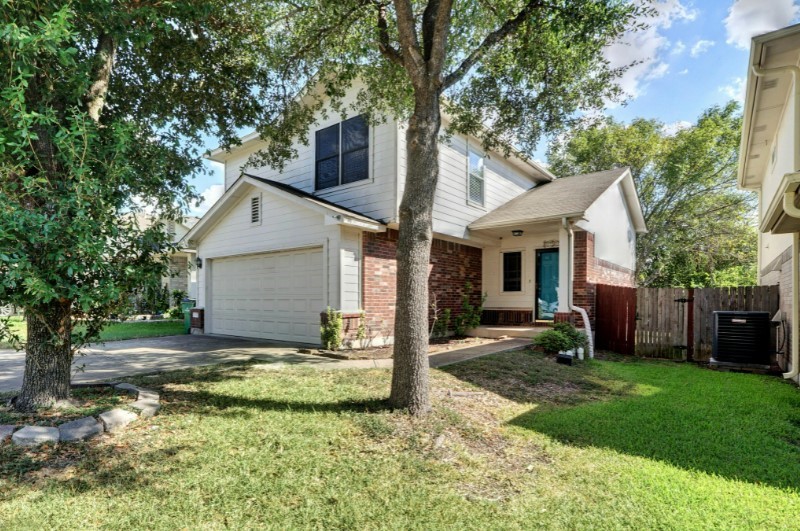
[196,257,203,269]
[511,230,524,237]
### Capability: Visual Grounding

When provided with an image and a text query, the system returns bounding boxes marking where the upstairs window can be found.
[503,251,522,292]
[468,147,485,206]
[315,115,369,190]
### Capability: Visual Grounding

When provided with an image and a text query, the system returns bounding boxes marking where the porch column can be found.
[557,224,570,313]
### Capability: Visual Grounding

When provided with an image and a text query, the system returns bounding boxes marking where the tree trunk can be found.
[14,300,73,412]
[389,89,441,415]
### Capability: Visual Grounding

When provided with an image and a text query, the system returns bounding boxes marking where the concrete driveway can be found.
[0,335,530,393]
[0,335,324,393]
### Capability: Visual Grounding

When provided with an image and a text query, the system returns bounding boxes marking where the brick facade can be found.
[570,231,636,327]
[361,229,482,339]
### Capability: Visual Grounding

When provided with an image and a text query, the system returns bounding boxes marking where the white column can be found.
[557,225,570,313]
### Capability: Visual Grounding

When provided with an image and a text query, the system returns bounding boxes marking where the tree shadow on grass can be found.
[444,349,800,491]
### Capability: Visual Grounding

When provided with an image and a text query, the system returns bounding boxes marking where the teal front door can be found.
[535,249,559,321]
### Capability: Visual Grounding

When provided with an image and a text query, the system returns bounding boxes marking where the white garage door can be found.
[210,248,324,344]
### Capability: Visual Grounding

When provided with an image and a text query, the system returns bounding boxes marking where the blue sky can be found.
[187,0,800,216]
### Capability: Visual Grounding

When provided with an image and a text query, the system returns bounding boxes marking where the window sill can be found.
[466,200,487,211]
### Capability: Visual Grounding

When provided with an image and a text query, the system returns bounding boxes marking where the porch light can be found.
[511,230,524,237]
[196,257,203,269]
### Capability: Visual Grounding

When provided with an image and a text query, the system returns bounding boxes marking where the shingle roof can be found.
[243,174,384,225]
[469,167,630,230]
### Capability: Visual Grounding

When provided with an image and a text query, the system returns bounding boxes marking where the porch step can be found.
[466,325,550,340]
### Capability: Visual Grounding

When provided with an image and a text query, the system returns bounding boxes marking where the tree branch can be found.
[85,33,117,123]
[426,0,453,80]
[393,0,425,79]
[376,3,404,66]
[442,0,543,89]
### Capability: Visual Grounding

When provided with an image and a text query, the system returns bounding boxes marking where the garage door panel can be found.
[211,248,323,344]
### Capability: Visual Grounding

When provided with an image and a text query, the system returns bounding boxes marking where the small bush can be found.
[553,322,588,350]
[453,282,486,336]
[533,329,573,354]
[320,307,343,351]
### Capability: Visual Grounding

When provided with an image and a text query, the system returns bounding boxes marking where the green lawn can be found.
[0,318,185,348]
[1,350,799,529]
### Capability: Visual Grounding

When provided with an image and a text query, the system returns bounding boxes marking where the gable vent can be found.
[762,78,779,90]
[753,125,767,133]
[250,196,261,224]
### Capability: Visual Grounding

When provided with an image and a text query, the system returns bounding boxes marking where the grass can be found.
[1,350,800,529]
[0,317,185,348]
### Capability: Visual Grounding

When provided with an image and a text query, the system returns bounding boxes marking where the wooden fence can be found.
[594,285,780,361]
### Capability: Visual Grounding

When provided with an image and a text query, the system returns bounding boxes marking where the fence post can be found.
[686,288,694,362]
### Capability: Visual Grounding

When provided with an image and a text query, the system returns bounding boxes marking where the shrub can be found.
[432,308,451,338]
[172,289,188,307]
[553,322,588,350]
[533,329,573,354]
[320,307,343,351]
[453,282,487,337]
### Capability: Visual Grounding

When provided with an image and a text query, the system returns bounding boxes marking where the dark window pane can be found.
[316,156,339,190]
[503,252,522,292]
[342,115,368,152]
[342,148,368,184]
[316,124,339,160]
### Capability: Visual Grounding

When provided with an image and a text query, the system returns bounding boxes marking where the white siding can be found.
[760,92,795,272]
[482,229,561,310]
[578,183,637,270]
[339,227,362,313]
[397,127,537,239]
[221,86,398,223]
[196,184,345,312]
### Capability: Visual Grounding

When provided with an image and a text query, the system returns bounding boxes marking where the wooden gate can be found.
[594,284,636,356]
[593,285,781,361]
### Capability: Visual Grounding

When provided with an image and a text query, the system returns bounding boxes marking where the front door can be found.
[535,249,559,321]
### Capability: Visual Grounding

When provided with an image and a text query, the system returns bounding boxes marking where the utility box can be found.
[190,308,204,334]
[712,311,771,366]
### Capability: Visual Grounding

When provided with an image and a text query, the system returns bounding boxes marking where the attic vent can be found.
[167,221,176,237]
[753,125,767,133]
[762,78,779,90]
[250,195,261,224]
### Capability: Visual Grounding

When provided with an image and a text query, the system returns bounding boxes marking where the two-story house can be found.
[183,85,646,346]
[739,23,800,381]
[132,213,199,300]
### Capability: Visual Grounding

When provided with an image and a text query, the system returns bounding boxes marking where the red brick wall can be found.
[361,229,482,337]
[572,231,636,327]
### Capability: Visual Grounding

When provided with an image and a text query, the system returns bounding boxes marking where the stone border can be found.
[0,383,161,447]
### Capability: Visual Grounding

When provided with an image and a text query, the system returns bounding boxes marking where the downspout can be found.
[563,217,594,359]
[752,64,800,380]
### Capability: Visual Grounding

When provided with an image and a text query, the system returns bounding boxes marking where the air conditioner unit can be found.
[712,311,772,366]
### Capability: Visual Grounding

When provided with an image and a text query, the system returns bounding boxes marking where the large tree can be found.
[547,102,757,288]
[0,1,280,411]
[244,0,646,414]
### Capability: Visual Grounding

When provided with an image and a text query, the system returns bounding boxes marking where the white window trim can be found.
[250,193,262,226]
[500,249,524,294]
[467,144,486,208]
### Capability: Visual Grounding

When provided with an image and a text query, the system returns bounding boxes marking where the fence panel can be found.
[635,287,688,359]
[595,284,636,355]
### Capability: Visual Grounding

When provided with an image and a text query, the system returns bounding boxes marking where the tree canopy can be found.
[547,101,757,288]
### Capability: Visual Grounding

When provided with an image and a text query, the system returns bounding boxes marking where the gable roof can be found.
[182,174,385,245]
[469,167,647,232]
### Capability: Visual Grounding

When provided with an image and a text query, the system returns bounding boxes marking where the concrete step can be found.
[466,325,550,340]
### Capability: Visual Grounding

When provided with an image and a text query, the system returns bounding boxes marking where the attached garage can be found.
[209,247,324,344]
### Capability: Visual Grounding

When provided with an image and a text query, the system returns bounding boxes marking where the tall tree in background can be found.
[0,1,280,411]
[245,0,647,415]
[547,102,757,288]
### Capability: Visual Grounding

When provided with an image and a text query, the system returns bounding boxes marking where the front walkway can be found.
[0,335,530,392]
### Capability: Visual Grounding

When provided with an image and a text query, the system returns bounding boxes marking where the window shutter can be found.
[250,196,261,224]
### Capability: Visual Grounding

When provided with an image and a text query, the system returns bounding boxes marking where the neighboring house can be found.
[133,214,199,300]
[739,23,800,380]
[183,85,646,346]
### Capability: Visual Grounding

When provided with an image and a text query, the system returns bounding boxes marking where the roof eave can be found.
[469,212,585,231]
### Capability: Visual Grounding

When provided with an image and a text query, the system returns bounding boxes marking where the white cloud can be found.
[604,0,697,102]
[725,0,800,50]
[190,184,225,216]
[719,77,746,103]
[678,68,689,75]
[690,39,715,57]
[662,120,693,136]
[671,40,686,55]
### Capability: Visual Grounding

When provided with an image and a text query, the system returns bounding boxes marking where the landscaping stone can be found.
[0,425,15,443]
[114,382,141,395]
[99,408,138,432]
[136,389,159,401]
[12,426,59,447]
[130,398,161,418]
[59,416,104,442]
